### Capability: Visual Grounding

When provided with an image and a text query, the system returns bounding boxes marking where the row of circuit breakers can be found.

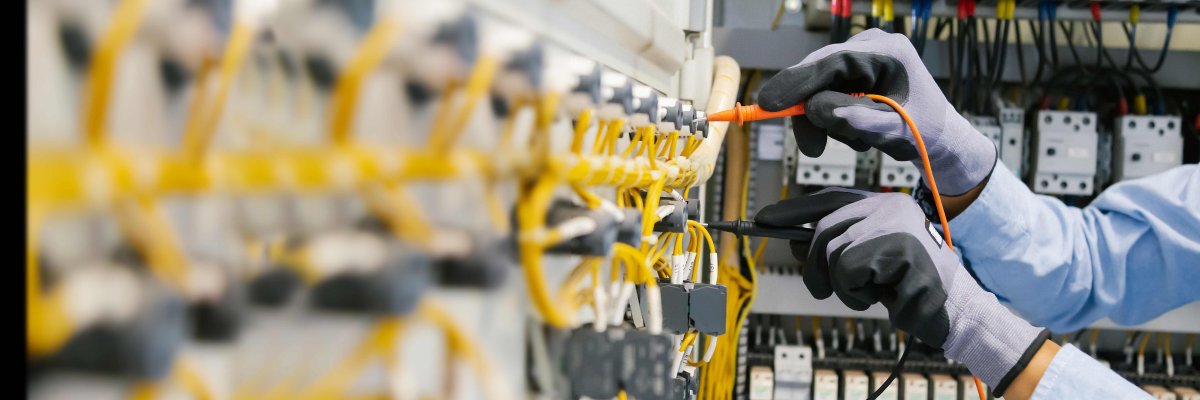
[746,347,1200,400]
[782,108,1183,195]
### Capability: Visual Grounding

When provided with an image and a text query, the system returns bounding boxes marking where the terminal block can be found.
[545,200,619,256]
[434,233,513,289]
[248,267,303,307]
[43,282,186,380]
[653,200,688,233]
[659,281,691,334]
[186,267,243,342]
[1031,111,1099,195]
[310,252,431,315]
[657,280,727,335]
[1114,115,1183,181]
[622,329,675,399]
[564,326,621,399]
[688,283,727,335]
[616,209,644,247]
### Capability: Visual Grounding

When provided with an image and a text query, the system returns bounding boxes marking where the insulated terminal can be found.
[652,200,688,233]
[434,233,513,289]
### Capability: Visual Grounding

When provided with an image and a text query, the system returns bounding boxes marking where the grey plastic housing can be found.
[622,330,675,399]
[652,200,688,233]
[660,281,691,334]
[564,326,621,398]
[689,283,727,335]
[545,200,618,256]
[310,253,432,315]
[616,209,643,247]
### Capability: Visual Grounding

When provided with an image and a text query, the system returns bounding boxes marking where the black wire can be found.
[1029,19,1047,85]
[1123,23,1173,73]
[1122,22,1136,69]
[1061,21,1087,72]
[983,18,996,68]
[1091,21,1121,69]
[1014,18,1028,86]
[867,335,915,400]
[1048,16,1060,69]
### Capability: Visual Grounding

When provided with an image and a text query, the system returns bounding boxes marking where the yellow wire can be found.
[427,56,500,153]
[82,0,151,148]
[570,108,595,155]
[184,22,254,160]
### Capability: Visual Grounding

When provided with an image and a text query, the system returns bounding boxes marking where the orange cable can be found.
[711,93,973,398]
[864,93,978,400]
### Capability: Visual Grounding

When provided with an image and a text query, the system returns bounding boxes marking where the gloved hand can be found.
[755,188,1049,397]
[757,29,996,196]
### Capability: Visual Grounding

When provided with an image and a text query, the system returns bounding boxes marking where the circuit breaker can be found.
[878,153,921,189]
[844,370,870,399]
[1031,111,1099,195]
[796,137,857,187]
[902,373,928,400]
[772,346,813,400]
[871,371,899,400]
[930,374,957,400]
[1114,115,1183,181]
[959,375,985,400]
[812,369,839,400]
[997,107,1027,176]
[748,366,775,400]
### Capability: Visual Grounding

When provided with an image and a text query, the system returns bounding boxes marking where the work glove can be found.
[757,28,996,196]
[754,188,1049,397]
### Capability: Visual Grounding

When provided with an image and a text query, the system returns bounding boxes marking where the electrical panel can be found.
[1114,115,1184,182]
[1031,111,1100,196]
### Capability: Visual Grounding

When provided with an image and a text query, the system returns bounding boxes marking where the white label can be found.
[1068,147,1090,158]
[1154,152,1177,163]
[757,125,786,161]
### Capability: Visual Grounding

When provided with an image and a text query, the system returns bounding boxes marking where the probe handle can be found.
[706,102,806,126]
[706,220,816,242]
[707,93,866,126]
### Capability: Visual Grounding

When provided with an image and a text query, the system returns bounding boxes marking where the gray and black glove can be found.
[757,29,996,196]
[755,188,1049,397]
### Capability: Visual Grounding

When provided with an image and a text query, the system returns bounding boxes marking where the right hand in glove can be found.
[754,188,1050,398]
[756,28,996,196]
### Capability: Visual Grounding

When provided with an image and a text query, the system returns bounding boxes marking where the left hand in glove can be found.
[754,188,1050,397]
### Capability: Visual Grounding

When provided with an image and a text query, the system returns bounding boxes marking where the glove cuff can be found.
[992,328,1051,397]
[942,295,1046,394]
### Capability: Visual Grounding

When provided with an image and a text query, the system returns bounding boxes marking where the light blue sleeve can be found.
[948,162,1200,333]
[1032,344,1151,400]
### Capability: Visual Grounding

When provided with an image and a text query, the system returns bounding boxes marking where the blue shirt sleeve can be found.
[1032,344,1151,400]
[948,162,1200,333]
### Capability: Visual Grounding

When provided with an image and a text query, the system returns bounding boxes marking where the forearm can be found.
[944,163,1200,332]
[1002,340,1058,400]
